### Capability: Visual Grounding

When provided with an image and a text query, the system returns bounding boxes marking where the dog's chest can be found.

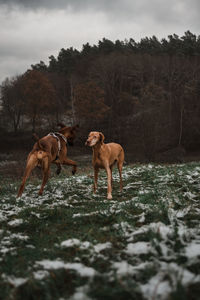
[93,153,104,168]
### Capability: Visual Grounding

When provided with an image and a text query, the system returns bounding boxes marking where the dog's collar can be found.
[47,132,67,160]
[48,132,67,143]
[54,132,67,143]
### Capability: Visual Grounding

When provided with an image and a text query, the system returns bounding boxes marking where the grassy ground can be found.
[0,162,200,300]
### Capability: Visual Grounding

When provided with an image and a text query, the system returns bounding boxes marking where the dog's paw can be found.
[56,168,61,175]
[107,194,112,200]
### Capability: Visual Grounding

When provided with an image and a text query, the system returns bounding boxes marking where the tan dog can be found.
[17,124,79,197]
[85,131,124,199]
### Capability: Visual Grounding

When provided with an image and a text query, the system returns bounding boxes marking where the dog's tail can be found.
[32,133,45,151]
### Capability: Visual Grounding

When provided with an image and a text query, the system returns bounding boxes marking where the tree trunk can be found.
[70,77,76,123]
[178,104,184,146]
[32,114,36,132]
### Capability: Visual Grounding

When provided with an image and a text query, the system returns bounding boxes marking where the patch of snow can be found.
[36,260,96,277]
[147,164,153,169]
[10,233,29,241]
[69,284,91,300]
[183,192,197,200]
[126,222,173,242]
[159,243,172,257]
[185,242,200,258]
[0,212,7,222]
[176,207,191,218]
[141,275,171,300]
[61,238,112,255]
[138,189,152,195]
[149,222,172,240]
[33,270,49,280]
[138,212,145,223]
[8,219,24,227]
[125,242,151,255]
[53,189,64,199]
[160,262,199,286]
[61,238,81,248]
[94,242,112,253]
[73,212,97,218]
[0,246,16,255]
[112,261,136,277]
[2,274,28,287]
[81,241,91,250]
[26,245,35,249]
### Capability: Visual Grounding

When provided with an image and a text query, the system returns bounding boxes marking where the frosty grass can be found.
[0,163,200,299]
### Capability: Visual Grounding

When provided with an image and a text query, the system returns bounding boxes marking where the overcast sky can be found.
[0,0,199,84]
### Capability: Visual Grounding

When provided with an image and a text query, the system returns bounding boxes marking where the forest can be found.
[1,30,200,162]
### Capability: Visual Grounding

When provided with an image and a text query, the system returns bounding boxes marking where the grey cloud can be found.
[0,0,199,83]
[0,0,199,28]
[0,0,124,11]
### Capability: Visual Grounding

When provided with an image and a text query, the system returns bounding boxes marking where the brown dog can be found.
[85,131,124,199]
[17,124,79,197]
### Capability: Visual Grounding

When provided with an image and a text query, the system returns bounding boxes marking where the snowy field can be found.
[0,163,200,299]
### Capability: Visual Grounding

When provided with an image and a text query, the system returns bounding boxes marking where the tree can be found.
[98,38,115,54]
[22,70,57,131]
[74,81,109,125]
[1,76,25,133]
[181,31,197,55]
[46,72,71,124]
[31,60,47,71]
[57,47,80,74]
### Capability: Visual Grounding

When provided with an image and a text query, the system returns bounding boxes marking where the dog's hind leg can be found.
[117,162,123,191]
[110,164,114,187]
[17,154,38,197]
[52,161,62,175]
[38,156,50,195]
[117,149,124,192]
[94,167,99,193]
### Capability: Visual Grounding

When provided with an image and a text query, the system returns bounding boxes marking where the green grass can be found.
[0,162,200,299]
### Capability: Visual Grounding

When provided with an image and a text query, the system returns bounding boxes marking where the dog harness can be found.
[47,132,67,159]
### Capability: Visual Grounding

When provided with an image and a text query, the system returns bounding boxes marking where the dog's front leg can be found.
[62,158,77,175]
[53,160,62,175]
[105,164,112,200]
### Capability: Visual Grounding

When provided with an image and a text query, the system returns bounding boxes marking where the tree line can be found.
[1,31,200,161]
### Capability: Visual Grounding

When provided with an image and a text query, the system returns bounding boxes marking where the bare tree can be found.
[1,76,25,133]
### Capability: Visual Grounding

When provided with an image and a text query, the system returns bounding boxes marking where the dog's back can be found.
[100,142,124,166]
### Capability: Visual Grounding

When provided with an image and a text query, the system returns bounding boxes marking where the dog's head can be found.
[58,123,79,146]
[85,131,105,147]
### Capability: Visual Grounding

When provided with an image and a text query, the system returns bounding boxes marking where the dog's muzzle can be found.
[85,140,90,146]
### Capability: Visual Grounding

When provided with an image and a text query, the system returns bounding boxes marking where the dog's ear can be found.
[72,124,79,131]
[32,133,39,141]
[99,132,105,144]
[57,123,66,128]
